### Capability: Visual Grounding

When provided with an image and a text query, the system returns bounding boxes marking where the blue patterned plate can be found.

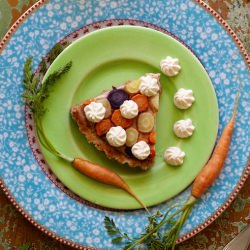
[0,1,249,249]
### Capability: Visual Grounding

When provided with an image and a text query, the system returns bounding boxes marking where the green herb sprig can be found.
[22,57,72,117]
[104,216,133,245]
[105,197,195,250]
[22,43,73,162]
[22,42,71,118]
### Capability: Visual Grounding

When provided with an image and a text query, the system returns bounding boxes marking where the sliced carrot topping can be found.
[149,131,156,144]
[95,119,112,136]
[111,109,133,128]
[131,94,149,112]
[82,98,94,106]
[138,135,149,143]
[150,148,156,158]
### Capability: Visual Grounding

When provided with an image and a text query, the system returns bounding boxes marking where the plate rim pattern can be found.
[0,0,249,249]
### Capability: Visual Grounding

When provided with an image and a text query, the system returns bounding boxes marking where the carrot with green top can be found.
[22,57,149,214]
[105,84,241,249]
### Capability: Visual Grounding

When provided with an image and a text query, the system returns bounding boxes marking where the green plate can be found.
[42,26,219,209]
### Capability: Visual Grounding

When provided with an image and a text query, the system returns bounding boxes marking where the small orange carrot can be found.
[36,114,148,213]
[191,86,241,198]
[73,158,149,213]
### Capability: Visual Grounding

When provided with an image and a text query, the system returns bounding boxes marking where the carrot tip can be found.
[125,187,150,215]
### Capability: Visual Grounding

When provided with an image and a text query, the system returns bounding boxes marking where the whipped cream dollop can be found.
[84,101,106,123]
[174,88,195,110]
[173,119,195,138]
[164,146,185,166]
[132,141,150,160]
[139,75,160,97]
[146,73,160,80]
[160,56,181,76]
[106,126,126,147]
[120,100,138,119]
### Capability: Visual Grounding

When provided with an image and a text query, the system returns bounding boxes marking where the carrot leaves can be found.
[22,57,72,118]
[104,216,132,245]
[22,42,71,117]
[22,43,72,161]
[104,198,196,250]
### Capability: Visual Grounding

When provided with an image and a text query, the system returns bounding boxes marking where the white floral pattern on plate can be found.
[0,0,249,249]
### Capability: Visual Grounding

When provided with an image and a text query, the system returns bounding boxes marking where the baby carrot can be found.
[73,158,149,213]
[36,113,148,213]
[191,86,241,198]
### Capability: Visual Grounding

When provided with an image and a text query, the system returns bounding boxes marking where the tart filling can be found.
[71,73,161,170]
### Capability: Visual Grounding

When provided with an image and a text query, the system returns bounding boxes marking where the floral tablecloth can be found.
[0,0,249,249]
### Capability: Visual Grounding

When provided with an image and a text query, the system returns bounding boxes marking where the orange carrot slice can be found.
[138,135,149,143]
[149,131,156,144]
[82,98,94,106]
[150,148,156,158]
[95,119,112,136]
[111,109,133,128]
[131,94,149,112]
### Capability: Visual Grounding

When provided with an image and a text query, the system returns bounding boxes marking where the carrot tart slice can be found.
[71,73,161,170]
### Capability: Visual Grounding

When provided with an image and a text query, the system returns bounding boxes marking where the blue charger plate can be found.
[0,0,249,249]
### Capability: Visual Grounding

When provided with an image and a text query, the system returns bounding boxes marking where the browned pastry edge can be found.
[71,104,154,170]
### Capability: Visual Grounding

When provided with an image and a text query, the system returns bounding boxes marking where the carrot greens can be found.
[22,53,73,162]
[22,57,72,118]
[104,197,196,250]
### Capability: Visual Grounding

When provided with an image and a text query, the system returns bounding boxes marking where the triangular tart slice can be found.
[71,73,161,170]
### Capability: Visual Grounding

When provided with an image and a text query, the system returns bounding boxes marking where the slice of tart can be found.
[71,73,161,170]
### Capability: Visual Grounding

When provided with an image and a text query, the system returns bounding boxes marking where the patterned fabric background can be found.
[0,0,249,249]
